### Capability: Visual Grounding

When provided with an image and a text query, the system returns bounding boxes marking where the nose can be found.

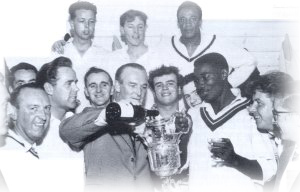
[96,85,102,93]
[248,103,257,115]
[84,21,89,28]
[37,109,47,121]
[72,83,79,92]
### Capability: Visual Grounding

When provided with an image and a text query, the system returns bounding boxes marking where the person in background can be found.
[182,73,202,109]
[8,62,37,92]
[36,56,84,192]
[51,1,109,112]
[272,82,300,192]
[158,1,258,97]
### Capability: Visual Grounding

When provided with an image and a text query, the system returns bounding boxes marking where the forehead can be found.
[183,81,196,93]
[253,90,272,101]
[87,72,111,84]
[194,63,217,75]
[74,9,95,18]
[14,69,36,80]
[125,16,145,25]
[154,73,177,84]
[56,67,77,82]
[18,88,50,106]
[178,7,200,18]
[120,67,147,83]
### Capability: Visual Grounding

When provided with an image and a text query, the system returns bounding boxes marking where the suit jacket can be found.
[60,107,153,191]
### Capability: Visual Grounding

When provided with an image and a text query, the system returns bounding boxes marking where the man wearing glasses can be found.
[272,82,300,192]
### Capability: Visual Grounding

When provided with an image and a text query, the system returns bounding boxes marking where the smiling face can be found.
[153,73,180,106]
[14,88,51,144]
[194,63,224,103]
[84,72,113,108]
[115,67,148,106]
[70,9,96,41]
[121,16,146,47]
[248,90,274,132]
[183,81,202,108]
[177,6,201,39]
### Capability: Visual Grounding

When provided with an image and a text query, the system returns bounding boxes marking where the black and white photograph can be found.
[0,0,299,192]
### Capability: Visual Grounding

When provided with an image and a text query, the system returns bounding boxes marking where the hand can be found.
[51,40,67,54]
[174,112,192,133]
[208,138,237,165]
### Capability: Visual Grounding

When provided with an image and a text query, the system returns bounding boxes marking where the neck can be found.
[14,125,34,145]
[180,31,201,47]
[127,44,148,62]
[92,102,109,109]
[72,37,92,56]
[210,84,235,114]
[156,102,178,119]
[51,105,67,121]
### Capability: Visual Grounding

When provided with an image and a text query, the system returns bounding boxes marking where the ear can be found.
[84,87,89,98]
[221,69,228,80]
[120,27,125,36]
[9,104,17,121]
[8,86,13,94]
[114,80,121,93]
[110,86,114,96]
[69,19,75,31]
[44,82,54,96]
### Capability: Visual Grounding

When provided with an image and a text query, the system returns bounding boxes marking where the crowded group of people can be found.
[0,1,299,192]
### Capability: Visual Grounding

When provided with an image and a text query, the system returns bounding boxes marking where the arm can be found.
[59,107,107,150]
[216,39,257,88]
[210,138,263,180]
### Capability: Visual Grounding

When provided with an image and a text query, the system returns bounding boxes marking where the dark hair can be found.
[177,1,202,20]
[194,52,229,72]
[36,57,73,88]
[115,63,146,83]
[10,83,45,108]
[84,67,113,87]
[120,9,148,27]
[9,62,38,86]
[246,71,293,99]
[183,73,196,87]
[148,65,183,90]
[69,1,97,20]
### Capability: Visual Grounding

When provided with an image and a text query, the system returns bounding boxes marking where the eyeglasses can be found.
[272,109,293,121]
[194,73,220,84]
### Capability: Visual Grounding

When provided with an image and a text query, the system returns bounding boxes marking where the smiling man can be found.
[182,73,202,109]
[60,63,153,192]
[188,52,276,192]
[0,83,51,192]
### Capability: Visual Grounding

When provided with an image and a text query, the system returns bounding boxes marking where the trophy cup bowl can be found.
[145,118,183,177]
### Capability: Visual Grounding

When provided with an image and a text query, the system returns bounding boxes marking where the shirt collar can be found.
[7,129,37,153]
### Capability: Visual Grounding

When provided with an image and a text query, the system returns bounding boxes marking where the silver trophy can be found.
[141,115,189,178]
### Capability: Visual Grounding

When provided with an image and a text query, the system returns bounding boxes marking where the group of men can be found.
[0,1,299,192]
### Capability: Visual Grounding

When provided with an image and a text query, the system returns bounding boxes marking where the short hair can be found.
[246,71,293,99]
[177,1,202,20]
[148,65,183,90]
[10,83,44,108]
[9,62,38,86]
[120,9,148,27]
[115,63,146,83]
[84,67,113,87]
[183,73,196,87]
[36,57,73,87]
[69,1,97,20]
[194,52,229,72]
